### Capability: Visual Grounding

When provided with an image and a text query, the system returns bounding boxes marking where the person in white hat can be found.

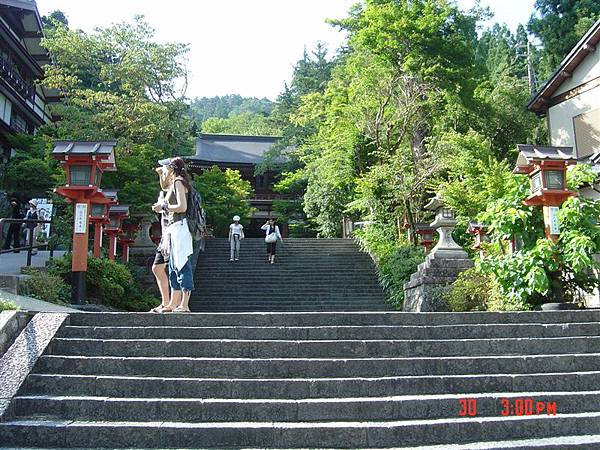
[228,215,244,261]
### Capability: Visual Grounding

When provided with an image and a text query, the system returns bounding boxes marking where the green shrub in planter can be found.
[48,255,159,311]
[19,269,70,305]
[0,299,18,311]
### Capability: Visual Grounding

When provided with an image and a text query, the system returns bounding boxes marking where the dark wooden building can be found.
[186,133,294,237]
[0,0,53,165]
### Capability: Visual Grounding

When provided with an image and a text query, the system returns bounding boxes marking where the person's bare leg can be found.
[166,290,182,311]
[151,263,169,312]
[175,290,191,312]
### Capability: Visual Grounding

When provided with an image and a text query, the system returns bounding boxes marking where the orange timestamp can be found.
[458,398,558,417]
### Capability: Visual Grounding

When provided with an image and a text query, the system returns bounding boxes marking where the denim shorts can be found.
[168,253,194,291]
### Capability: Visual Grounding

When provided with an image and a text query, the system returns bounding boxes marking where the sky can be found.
[36,0,536,101]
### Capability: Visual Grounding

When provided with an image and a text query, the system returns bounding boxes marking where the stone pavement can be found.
[0,250,66,276]
[0,290,77,313]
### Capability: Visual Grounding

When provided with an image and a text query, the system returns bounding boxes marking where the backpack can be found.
[186,187,205,241]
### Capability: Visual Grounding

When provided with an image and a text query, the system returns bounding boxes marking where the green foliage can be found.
[0,299,18,311]
[442,268,496,312]
[39,16,192,211]
[48,255,159,311]
[193,167,254,237]
[354,223,425,307]
[528,0,600,79]
[3,158,55,197]
[201,112,281,136]
[19,269,70,305]
[436,130,515,224]
[476,165,600,307]
[189,95,274,124]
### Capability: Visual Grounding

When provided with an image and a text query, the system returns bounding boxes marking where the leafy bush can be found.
[0,299,18,311]
[442,268,492,312]
[354,223,425,308]
[48,255,159,311]
[19,269,70,305]
[477,165,600,306]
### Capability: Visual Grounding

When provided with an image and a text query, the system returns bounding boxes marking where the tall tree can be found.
[40,16,192,212]
[528,0,600,78]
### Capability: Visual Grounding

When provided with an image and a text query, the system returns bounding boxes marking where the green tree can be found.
[201,112,281,136]
[528,0,600,78]
[193,167,254,237]
[39,16,192,212]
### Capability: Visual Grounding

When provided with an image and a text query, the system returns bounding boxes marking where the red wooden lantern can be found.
[89,189,118,258]
[467,221,488,257]
[415,223,435,252]
[105,205,129,261]
[514,145,577,241]
[119,221,139,263]
[52,141,117,304]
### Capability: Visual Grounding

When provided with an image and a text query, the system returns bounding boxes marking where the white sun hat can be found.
[233,215,241,221]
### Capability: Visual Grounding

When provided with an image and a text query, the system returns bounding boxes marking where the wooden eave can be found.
[527,19,600,116]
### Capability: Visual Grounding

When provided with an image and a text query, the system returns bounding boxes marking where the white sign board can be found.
[74,203,88,234]
[549,206,560,235]
[32,198,53,240]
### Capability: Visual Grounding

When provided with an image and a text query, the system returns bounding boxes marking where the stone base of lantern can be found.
[403,248,473,312]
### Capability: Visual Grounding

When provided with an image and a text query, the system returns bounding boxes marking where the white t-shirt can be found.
[230,223,244,236]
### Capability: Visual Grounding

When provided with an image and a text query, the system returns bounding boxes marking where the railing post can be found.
[26,226,33,266]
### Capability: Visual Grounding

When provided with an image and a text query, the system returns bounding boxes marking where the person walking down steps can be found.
[261,218,282,264]
[228,215,244,261]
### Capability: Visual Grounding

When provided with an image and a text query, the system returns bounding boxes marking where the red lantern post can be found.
[105,205,129,261]
[415,223,435,252]
[89,189,118,258]
[119,221,138,263]
[52,141,117,304]
[514,145,577,241]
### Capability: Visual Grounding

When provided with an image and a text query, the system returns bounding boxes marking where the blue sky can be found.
[37,1,537,100]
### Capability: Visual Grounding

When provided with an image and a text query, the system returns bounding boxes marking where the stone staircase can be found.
[3,311,600,448]
[191,238,391,311]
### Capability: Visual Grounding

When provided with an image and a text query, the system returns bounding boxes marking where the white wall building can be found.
[528,19,600,307]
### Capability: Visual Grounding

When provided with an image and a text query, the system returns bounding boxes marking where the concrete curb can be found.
[0,312,68,420]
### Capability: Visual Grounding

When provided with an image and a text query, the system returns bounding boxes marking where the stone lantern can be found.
[415,223,435,252]
[89,189,118,258]
[424,195,463,255]
[514,144,577,241]
[403,194,473,312]
[105,205,129,261]
[52,140,117,304]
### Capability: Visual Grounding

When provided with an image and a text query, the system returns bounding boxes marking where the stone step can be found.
[3,412,600,448]
[11,390,594,422]
[58,322,600,340]
[34,353,600,378]
[64,311,600,327]
[46,336,600,358]
[192,287,385,293]
[188,306,394,312]
[20,371,600,399]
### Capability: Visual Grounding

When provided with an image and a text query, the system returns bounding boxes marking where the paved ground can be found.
[0,251,65,276]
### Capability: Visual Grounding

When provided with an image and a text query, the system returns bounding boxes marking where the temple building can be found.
[0,0,54,165]
[527,18,600,307]
[527,18,600,174]
[186,133,294,236]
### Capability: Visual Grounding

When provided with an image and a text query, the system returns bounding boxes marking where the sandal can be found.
[149,306,162,313]
[173,306,191,313]
[160,306,174,313]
